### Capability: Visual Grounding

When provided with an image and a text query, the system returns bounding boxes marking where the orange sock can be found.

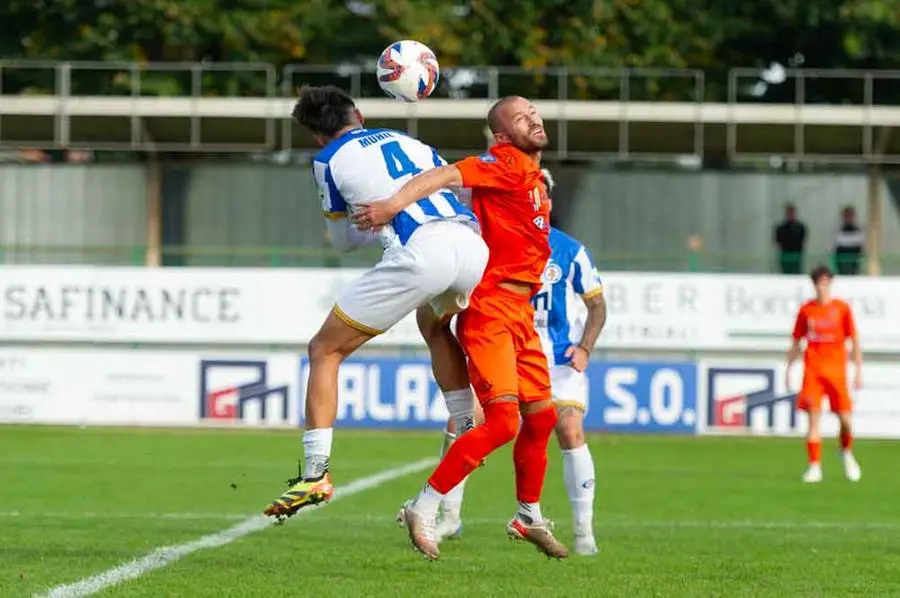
[840,430,853,451]
[427,400,519,494]
[513,405,558,503]
[807,440,822,464]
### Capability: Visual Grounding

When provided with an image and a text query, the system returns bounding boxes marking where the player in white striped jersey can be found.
[531,178,607,555]
[264,85,488,521]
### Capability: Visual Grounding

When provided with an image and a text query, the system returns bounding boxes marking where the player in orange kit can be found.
[786,265,863,484]
[353,96,567,561]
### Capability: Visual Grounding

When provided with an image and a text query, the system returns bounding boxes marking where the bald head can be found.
[487,96,521,135]
[485,95,548,155]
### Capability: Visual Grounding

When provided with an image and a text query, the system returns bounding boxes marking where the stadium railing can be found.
[0,244,885,274]
[2,61,900,162]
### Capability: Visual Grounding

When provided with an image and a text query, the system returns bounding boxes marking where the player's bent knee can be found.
[308,330,349,362]
[556,428,584,451]
[306,333,333,362]
[555,412,585,449]
[482,400,520,447]
[522,404,558,438]
[308,311,375,362]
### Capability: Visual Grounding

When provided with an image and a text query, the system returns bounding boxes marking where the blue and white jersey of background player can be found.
[532,227,602,406]
[313,127,478,252]
[533,228,604,365]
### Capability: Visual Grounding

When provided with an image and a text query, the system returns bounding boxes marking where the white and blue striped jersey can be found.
[531,227,604,366]
[312,128,478,250]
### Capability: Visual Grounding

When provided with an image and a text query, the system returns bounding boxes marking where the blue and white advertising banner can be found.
[300,357,698,433]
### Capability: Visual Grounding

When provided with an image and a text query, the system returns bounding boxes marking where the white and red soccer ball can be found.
[376,40,440,102]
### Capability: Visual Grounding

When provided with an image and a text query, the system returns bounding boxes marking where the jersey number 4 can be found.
[380,140,442,180]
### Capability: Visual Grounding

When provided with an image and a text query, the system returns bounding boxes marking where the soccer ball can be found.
[376,40,440,102]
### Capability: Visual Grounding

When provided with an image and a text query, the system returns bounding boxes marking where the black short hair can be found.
[810,264,834,283]
[292,85,357,137]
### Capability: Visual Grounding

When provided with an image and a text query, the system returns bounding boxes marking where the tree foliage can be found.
[0,0,898,102]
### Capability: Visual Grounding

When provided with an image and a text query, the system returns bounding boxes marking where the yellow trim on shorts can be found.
[323,211,347,220]
[332,304,383,336]
[553,400,586,412]
[581,286,603,299]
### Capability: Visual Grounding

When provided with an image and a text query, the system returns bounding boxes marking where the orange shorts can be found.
[456,287,551,405]
[797,371,852,413]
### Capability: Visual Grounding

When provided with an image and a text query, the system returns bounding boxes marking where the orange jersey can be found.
[791,299,857,374]
[455,143,551,295]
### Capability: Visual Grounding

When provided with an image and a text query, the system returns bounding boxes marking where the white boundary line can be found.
[2,512,247,521]
[36,458,437,598]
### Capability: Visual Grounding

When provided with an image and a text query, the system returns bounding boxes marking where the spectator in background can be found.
[834,206,864,275]
[773,203,807,274]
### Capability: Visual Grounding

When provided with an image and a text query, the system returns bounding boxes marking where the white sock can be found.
[413,483,445,519]
[562,444,595,533]
[443,388,475,435]
[442,477,468,522]
[517,502,543,524]
[302,427,333,480]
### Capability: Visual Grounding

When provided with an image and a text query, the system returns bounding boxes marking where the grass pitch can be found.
[3,426,899,597]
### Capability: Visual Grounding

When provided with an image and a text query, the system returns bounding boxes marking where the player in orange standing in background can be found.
[353,96,567,561]
[786,265,863,484]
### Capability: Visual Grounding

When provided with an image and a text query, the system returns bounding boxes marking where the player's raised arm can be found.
[352,164,463,229]
[352,147,525,230]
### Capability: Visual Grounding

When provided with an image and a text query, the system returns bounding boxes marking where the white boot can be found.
[802,463,822,483]
[842,451,862,482]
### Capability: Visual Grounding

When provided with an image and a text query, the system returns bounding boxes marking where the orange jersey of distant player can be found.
[791,299,857,374]
[454,143,551,294]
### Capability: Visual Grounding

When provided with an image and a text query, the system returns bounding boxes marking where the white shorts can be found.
[550,365,589,413]
[335,220,488,334]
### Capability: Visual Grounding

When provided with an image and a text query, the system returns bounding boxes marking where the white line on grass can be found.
[36,457,437,598]
[1,511,247,521]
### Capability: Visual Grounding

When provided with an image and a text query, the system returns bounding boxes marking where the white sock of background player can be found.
[562,444,596,538]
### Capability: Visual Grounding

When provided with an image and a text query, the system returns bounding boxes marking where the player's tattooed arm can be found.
[578,292,607,352]
[352,165,463,229]
[566,292,606,372]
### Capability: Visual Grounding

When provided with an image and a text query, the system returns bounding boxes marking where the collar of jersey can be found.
[314,127,385,163]
[487,142,540,167]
